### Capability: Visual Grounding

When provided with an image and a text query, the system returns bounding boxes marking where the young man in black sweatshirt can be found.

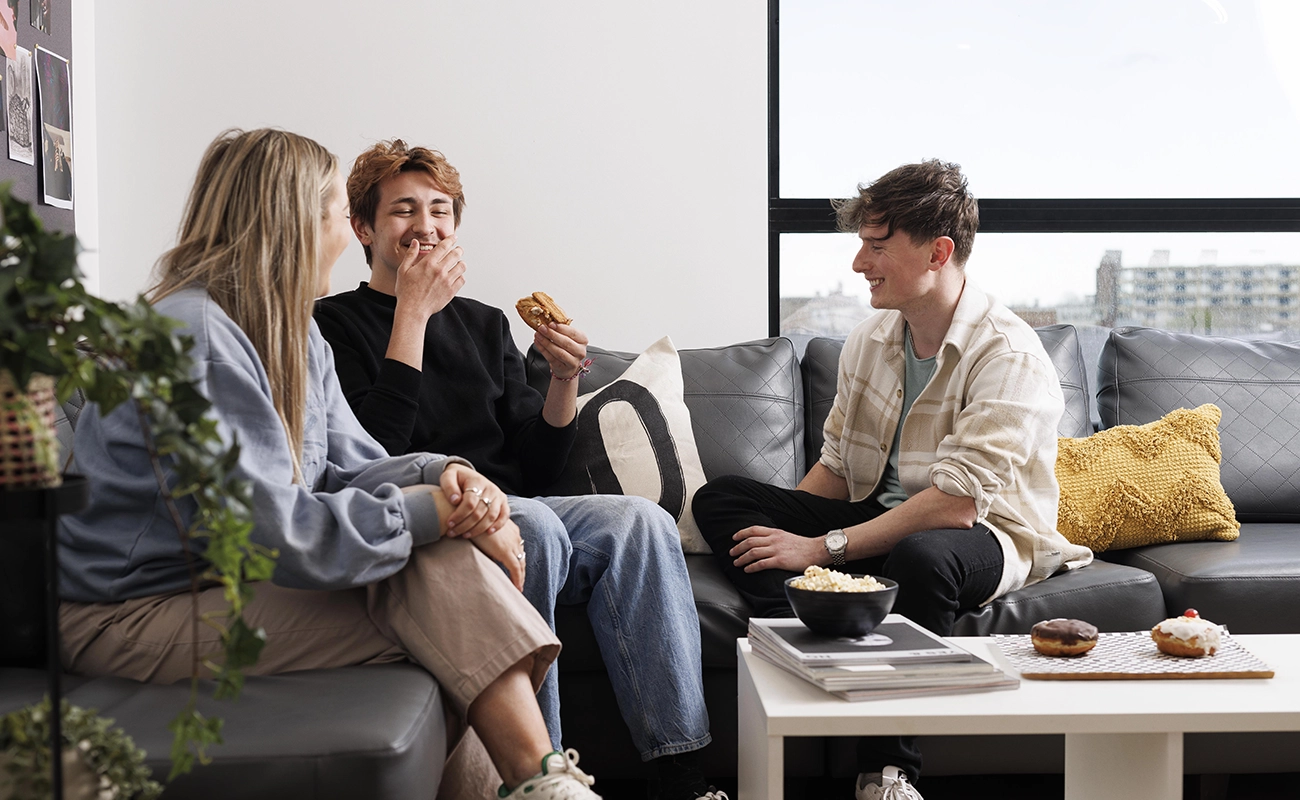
[315,140,723,800]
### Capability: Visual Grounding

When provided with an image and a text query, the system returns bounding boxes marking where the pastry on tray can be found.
[1030,618,1099,657]
[1151,608,1221,657]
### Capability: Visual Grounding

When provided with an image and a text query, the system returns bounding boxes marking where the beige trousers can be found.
[60,538,560,799]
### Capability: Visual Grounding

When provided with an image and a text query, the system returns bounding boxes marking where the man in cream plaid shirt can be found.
[693,160,1092,800]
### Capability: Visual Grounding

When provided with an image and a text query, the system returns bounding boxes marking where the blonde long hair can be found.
[151,128,338,484]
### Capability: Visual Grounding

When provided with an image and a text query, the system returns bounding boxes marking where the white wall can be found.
[91,1,767,351]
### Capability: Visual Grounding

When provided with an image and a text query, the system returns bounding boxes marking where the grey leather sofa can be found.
[6,323,1297,795]
[529,324,1300,781]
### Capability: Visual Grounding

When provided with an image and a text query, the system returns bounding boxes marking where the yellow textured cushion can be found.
[1056,404,1240,552]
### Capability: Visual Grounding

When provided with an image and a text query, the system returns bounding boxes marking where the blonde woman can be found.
[58,128,601,800]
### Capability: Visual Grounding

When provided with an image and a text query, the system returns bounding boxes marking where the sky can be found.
[778,0,1300,306]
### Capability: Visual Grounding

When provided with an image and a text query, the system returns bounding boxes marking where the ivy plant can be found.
[0,699,163,799]
[0,184,277,780]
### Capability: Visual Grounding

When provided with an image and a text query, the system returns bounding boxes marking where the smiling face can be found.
[851,223,954,313]
[350,170,457,276]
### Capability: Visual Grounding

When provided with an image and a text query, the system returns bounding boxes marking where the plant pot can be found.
[0,370,61,489]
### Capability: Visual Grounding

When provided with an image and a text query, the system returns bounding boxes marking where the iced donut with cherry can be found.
[1151,608,1221,657]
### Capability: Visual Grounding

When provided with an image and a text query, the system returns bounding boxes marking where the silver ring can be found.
[516,551,526,561]
[466,487,484,497]
[481,495,492,507]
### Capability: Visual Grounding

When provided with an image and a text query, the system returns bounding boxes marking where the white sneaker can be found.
[499,749,601,800]
[855,766,923,800]
[695,790,729,800]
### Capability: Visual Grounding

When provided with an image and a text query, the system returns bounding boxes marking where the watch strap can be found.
[826,528,847,566]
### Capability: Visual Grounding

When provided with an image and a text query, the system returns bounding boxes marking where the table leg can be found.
[737,653,783,800]
[1064,732,1182,800]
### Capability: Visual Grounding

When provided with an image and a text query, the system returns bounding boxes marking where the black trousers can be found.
[692,474,1005,781]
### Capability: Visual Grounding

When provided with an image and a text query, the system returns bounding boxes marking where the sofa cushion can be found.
[540,337,711,553]
[528,338,805,488]
[1055,404,1240,551]
[950,560,1166,635]
[1098,327,1300,521]
[0,665,446,800]
[1098,523,1300,633]
[803,325,1094,464]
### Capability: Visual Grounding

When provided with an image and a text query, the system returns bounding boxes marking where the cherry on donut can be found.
[1183,608,1199,618]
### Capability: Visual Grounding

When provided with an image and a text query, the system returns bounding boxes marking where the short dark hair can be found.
[833,159,979,266]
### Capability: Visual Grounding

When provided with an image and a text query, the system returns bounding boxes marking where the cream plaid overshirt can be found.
[821,281,1094,601]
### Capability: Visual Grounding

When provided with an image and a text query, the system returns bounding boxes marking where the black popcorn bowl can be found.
[783,574,898,637]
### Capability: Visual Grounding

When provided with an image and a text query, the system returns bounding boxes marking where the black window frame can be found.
[765,0,1300,336]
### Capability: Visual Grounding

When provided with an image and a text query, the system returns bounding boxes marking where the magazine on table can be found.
[796,655,1004,688]
[831,673,1020,702]
[747,614,974,666]
[747,614,1021,700]
[751,639,1016,695]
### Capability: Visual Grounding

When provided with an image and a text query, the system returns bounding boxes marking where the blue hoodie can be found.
[58,287,458,603]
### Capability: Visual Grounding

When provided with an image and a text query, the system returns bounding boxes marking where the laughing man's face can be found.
[354,170,457,274]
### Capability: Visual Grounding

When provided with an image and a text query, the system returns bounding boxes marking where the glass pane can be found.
[779,232,1300,337]
[779,0,1300,199]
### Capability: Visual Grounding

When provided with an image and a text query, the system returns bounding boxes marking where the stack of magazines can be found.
[747,614,1019,701]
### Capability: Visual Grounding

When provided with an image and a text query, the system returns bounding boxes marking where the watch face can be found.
[827,531,848,551]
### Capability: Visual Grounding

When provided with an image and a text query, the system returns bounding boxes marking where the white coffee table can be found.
[737,634,1300,800]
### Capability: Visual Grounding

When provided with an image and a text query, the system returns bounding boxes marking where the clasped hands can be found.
[410,463,527,590]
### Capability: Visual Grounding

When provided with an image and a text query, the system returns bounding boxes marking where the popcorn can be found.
[789,565,886,593]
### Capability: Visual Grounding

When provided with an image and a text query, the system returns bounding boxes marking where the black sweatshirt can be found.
[314,283,576,496]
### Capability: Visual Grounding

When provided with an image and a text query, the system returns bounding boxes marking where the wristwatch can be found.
[824,528,848,566]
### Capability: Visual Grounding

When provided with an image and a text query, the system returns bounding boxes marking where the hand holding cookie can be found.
[517,291,590,381]
[516,292,571,330]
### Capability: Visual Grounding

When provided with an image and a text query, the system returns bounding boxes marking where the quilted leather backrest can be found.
[1097,327,1300,521]
[1036,324,1093,439]
[56,389,85,454]
[526,338,805,488]
[802,325,1094,463]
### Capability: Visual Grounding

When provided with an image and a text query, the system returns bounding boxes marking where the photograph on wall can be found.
[1,1,16,58]
[29,0,48,35]
[34,45,69,207]
[6,45,32,164]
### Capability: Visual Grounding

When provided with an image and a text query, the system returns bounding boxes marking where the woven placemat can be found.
[990,631,1274,680]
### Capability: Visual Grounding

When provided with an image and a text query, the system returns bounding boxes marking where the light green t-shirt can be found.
[874,326,937,508]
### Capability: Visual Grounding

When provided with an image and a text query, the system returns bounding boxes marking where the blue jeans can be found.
[509,494,711,761]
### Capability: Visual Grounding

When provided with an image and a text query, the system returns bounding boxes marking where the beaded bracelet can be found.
[552,358,594,382]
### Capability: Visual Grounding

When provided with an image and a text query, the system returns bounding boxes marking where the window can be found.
[771,1,1300,338]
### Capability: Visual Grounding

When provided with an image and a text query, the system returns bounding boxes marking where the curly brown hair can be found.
[833,159,979,266]
[347,140,466,265]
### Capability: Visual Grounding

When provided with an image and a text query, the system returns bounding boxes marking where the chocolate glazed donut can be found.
[1031,618,1099,657]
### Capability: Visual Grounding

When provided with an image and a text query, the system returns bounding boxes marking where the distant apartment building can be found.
[1108,250,1300,334]
[779,285,873,335]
